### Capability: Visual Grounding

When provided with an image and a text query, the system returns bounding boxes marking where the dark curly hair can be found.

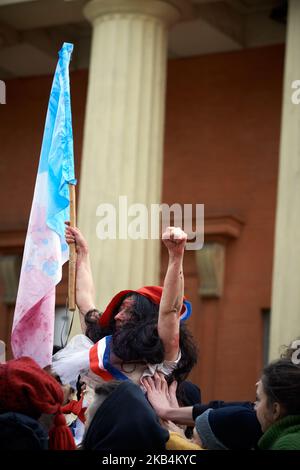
[84,292,159,343]
[111,293,163,364]
[262,359,300,415]
[85,292,197,384]
[112,293,198,383]
[84,309,106,343]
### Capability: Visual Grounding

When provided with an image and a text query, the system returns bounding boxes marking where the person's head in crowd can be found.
[82,380,169,451]
[0,356,76,450]
[109,292,163,362]
[85,287,198,385]
[255,359,300,433]
[85,290,161,343]
[194,405,262,450]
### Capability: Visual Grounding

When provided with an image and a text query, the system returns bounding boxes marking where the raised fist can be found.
[162,226,187,256]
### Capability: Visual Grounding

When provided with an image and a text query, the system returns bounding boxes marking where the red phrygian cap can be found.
[99,285,191,327]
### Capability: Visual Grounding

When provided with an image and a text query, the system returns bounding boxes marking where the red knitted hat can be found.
[0,356,76,450]
[99,285,192,327]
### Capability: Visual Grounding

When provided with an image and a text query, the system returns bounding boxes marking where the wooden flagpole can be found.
[68,183,77,311]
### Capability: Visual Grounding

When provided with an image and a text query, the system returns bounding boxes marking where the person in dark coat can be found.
[82,380,169,451]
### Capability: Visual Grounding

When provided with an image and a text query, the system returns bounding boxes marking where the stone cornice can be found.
[84,0,193,26]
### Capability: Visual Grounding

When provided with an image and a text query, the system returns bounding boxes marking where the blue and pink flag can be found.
[11,43,76,368]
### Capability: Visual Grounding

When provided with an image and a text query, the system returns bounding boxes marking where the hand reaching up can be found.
[162,226,187,258]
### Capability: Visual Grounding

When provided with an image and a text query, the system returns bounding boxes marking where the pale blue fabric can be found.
[38,42,76,239]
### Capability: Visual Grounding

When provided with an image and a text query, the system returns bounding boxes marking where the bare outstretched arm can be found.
[158,226,187,361]
[65,223,96,333]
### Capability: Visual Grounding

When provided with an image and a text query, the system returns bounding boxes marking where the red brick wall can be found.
[162,45,284,401]
[0,45,284,401]
[0,71,88,361]
[0,70,87,230]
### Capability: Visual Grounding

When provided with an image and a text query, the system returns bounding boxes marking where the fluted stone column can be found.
[269,0,300,359]
[77,1,189,316]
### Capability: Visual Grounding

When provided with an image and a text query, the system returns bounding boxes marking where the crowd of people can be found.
[0,225,300,451]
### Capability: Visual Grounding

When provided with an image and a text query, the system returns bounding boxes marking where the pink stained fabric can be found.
[11,43,75,368]
[11,174,68,368]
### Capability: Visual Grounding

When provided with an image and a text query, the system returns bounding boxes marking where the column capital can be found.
[84,0,193,27]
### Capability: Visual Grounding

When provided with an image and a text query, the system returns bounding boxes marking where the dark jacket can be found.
[0,412,48,450]
[83,381,169,451]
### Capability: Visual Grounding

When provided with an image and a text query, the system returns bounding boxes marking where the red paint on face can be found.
[114,297,134,329]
